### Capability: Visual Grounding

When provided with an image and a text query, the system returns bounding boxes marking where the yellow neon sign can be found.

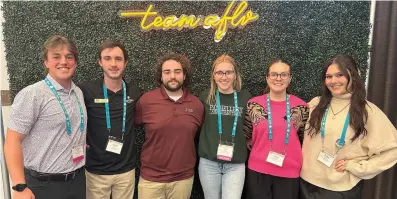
[119,1,259,42]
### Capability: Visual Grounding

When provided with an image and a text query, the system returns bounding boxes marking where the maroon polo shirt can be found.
[135,86,204,182]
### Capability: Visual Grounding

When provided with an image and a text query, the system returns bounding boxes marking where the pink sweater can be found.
[246,94,308,178]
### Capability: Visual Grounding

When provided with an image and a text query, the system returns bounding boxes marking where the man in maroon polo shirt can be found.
[135,52,204,199]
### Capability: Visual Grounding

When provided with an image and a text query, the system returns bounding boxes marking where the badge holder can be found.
[106,135,124,154]
[217,140,234,161]
[317,145,336,168]
[266,143,286,167]
[72,144,85,163]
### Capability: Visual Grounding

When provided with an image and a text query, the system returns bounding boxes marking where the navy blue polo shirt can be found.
[79,78,141,175]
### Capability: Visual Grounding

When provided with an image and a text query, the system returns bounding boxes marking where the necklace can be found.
[330,103,350,119]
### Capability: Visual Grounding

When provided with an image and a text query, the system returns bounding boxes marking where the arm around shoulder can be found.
[308,96,321,109]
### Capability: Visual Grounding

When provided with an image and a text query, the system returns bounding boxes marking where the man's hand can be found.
[13,187,35,199]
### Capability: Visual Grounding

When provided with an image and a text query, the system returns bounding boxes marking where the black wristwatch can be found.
[12,184,28,192]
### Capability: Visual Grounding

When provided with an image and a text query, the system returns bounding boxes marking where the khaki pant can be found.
[86,169,135,199]
[138,176,194,199]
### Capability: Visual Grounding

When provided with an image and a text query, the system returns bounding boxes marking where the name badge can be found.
[72,145,85,163]
[217,142,234,161]
[95,99,109,103]
[317,151,335,167]
[106,136,124,154]
[266,151,285,167]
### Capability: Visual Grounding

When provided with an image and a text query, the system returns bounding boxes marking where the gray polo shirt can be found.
[8,75,87,173]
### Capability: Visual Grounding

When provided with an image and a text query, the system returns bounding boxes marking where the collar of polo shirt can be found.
[158,85,192,102]
[46,74,76,93]
[99,77,128,94]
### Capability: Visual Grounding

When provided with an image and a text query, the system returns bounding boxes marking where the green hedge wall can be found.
[3,1,370,199]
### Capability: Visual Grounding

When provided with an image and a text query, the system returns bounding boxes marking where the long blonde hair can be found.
[206,54,242,104]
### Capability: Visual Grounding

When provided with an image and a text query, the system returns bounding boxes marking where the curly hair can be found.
[155,52,193,88]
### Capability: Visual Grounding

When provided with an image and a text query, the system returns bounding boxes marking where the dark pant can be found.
[25,168,86,199]
[246,168,299,199]
[299,178,363,199]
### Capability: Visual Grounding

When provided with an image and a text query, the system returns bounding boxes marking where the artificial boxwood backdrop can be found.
[2,1,370,198]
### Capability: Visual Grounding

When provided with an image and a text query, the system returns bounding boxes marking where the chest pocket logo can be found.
[185,108,194,113]
[126,96,134,104]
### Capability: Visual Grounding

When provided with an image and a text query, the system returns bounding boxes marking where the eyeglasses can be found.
[214,70,235,77]
[267,72,290,80]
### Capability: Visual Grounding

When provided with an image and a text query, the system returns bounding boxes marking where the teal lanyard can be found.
[216,89,239,141]
[320,105,350,149]
[44,78,84,135]
[266,94,291,144]
[103,81,127,138]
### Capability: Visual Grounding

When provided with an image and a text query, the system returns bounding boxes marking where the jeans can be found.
[198,157,245,199]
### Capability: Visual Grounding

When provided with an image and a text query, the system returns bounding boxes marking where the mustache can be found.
[167,79,181,83]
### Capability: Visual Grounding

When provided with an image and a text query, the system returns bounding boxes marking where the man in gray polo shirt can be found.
[4,35,87,199]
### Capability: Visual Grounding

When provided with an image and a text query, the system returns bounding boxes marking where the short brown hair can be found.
[41,35,78,62]
[98,40,129,61]
[155,52,192,88]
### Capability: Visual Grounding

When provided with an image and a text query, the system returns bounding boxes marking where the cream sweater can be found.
[300,93,397,191]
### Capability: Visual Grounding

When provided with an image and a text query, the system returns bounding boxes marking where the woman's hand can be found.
[334,159,349,172]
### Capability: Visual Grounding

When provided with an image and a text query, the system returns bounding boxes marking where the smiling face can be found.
[266,62,291,94]
[44,44,77,86]
[213,61,236,94]
[99,47,127,81]
[161,59,185,92]
[325,63,350,96]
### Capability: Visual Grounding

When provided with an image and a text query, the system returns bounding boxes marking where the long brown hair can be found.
[307,54,368,141]
[206,54,242,104]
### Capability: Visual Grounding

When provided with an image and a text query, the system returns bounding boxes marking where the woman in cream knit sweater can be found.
[300,54,397,199]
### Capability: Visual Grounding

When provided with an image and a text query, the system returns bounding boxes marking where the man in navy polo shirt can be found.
[79,40,141,199]
[135,52,204,199]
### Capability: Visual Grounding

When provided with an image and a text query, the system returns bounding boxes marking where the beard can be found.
[163,79,183,92]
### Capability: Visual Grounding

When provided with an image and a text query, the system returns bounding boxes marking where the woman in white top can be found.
[300,54,397,199]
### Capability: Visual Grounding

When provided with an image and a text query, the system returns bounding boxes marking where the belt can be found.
[25,167,84,181]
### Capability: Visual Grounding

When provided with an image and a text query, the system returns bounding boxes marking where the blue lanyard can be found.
[266,94,291,144]
[320,105,350,148]
[44,78,85,135]
[216,89,239,139]
[103,81,127,136]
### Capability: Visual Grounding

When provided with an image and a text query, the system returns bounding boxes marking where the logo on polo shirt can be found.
[126,96,134,104]
[185,108,194,113]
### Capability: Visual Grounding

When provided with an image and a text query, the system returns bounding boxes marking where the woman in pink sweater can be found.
[244,59,309,199]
